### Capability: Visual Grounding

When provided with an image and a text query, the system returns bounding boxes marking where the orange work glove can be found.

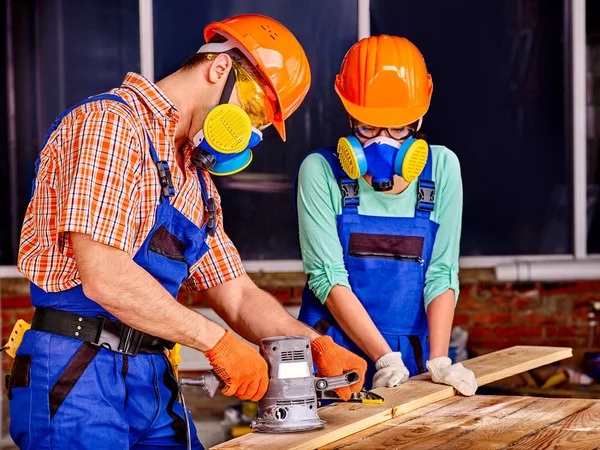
[310,335,368,401]
[204,330,269,402]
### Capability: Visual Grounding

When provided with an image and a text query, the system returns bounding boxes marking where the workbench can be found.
[321,394,600,449]
[213,346,600,450]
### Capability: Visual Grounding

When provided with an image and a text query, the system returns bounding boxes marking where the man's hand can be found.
[372,352,410,388]
[204,330,269,401]
[426,356,477,396]
[310,336,367,401]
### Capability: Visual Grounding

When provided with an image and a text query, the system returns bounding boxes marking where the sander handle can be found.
[314,370,360,391]
[179,370,224,398]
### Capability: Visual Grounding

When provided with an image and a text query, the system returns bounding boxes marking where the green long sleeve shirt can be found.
[296,145,463,310]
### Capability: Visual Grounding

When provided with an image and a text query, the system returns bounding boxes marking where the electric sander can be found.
[251,336,367,433]
[181,335,383,436]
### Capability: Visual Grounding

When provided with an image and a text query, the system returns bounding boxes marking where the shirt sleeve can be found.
[297,153,351,303]
[54,109,143,257]
[184,174,246,291]
[424,147,463,310]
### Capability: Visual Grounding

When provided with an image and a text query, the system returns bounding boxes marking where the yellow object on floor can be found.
[3,319,31,358]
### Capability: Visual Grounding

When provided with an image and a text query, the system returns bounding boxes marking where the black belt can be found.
[32,307,174,356]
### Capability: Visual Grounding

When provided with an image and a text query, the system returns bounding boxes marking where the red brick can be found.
[467,327,495,339]
[456,297,488,310]
[452,313,470,326]
[292,287,304,298]
[469,339,524,350]
[545,326,574,338]
[511,297,539,309]
[14,309,34,322]
[495,326,542,338]
[1,310,15,327]
[266,288,292,301]
[472,312,512,325]
[522,311,563,325]
[1,296,32,309]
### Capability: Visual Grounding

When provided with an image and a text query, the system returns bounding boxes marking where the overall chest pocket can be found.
[148,226,187,262]
[348,233,425,264]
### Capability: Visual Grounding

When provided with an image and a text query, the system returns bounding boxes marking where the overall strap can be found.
[415,145,435,219]
[196,168,217,235]
[313,148,359,215]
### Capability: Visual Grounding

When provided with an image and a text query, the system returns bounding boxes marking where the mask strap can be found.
[218,68,236,105]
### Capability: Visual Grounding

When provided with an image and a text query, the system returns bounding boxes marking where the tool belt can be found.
[32,307,174,356]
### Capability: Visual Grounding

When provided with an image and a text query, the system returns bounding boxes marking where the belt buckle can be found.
[91,317,143,356]
[118,325,144,356]
[91,317,121,351]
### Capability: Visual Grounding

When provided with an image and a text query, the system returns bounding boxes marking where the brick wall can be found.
[2,272,600,370]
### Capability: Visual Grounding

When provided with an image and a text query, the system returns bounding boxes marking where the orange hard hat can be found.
[335,35,433,127]
[204,14,311,141]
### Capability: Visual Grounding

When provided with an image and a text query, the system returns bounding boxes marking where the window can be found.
[153,0,359,260]
[1,0,140,264]
[371,0,571,256]
[588,0,600,254]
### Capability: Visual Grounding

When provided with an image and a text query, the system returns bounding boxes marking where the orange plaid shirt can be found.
[19,73,245,292]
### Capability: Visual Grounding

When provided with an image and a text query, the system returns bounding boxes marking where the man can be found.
[11,14,366,449]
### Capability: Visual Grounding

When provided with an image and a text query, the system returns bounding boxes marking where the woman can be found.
[297,35,477,395]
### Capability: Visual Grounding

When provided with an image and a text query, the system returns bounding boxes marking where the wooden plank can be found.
[508,401,600,450]
[430,398,594,450]
[211,346,572,450]
[325,397,596,450]
[321,396,538,450]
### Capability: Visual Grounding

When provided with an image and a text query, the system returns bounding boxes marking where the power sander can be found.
[180,335,383,438]
[251,336,378,433]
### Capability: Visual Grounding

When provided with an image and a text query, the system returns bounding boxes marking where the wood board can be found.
[211,346,572,450]
[322,396,600,450]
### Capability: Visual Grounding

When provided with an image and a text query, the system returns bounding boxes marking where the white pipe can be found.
[138,0,154,81]
[357,0,370,40]
[496,260,600,282]
[572,0,587,258]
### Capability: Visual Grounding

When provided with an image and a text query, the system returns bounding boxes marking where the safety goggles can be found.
[353,120,414,141]
[206,53,277,131]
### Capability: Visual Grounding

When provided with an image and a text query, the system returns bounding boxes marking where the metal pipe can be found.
[6,0,18,263]
[357,0,370,40]
[571,0,587,258]
[496,260,600,282]
[139,0,154,80]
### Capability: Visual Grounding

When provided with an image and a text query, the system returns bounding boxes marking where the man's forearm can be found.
[203,274,319,344]
[427,289,455,358]
[72,233,225,352]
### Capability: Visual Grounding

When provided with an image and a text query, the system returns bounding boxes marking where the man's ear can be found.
[207,53,233,84]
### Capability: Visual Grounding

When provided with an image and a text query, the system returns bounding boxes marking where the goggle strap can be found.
[218,68,236,105]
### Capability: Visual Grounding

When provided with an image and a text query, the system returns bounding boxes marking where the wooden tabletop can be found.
[320,395,600,449]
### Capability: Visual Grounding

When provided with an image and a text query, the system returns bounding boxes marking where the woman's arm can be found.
[427,289,455,358]
[326,285,392,361]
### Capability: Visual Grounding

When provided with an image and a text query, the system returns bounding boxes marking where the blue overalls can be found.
[9,94,212,449]
[297,148,439,390]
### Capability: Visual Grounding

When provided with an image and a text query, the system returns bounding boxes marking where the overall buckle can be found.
[339,177,360,207]
[157,160,175,198]
[207,198,217,235]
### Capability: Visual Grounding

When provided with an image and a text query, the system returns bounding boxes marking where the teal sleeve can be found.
[297,153,351,303]
[424,147,462,310]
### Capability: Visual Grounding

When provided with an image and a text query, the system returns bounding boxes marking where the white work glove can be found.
[426,356,478,396]
[372,352,410,388]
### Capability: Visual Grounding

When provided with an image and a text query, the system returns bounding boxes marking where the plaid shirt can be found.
[19,73,245,292]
